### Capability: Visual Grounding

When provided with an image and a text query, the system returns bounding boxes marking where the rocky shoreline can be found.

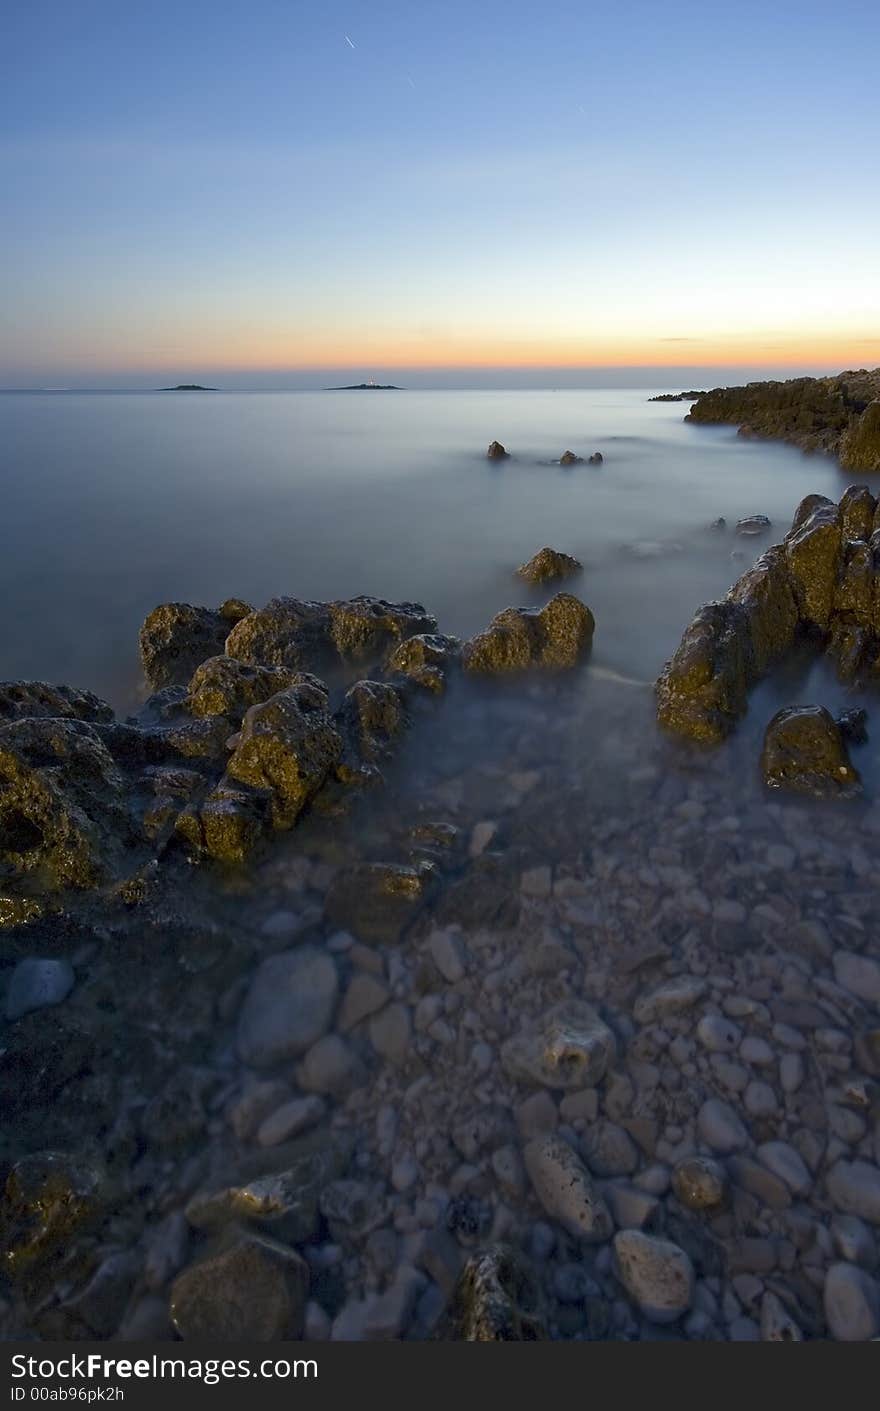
[2,472,880,1343]
[685,367,880,472]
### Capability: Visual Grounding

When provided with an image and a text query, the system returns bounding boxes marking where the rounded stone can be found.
[696,1014,742,1053]
[612,1230,694,1324]
[671,1156,728,1211]
[523,1135,613,1242]
[823,1262,880,1341]
[697,1099,749,1155]
[756,1141,811,1198]
[237,948,338,1068]
[5,958,75,1022]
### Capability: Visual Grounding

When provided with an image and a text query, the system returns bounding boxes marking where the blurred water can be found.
[0,388,848,710]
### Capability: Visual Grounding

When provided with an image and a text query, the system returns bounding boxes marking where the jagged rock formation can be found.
[462,594,595,674]
[516,547,583,585]
[686,368,880,471]
[656,486,880,742]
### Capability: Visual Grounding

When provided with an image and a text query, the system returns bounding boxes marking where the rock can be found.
[487,441,510,460]
[831,1215,877,1269]
[170,1233,309,1340]
[144,1211,190,1291]
[837,707,868,744]
[442,1246,545,1339]
[756,1142,811,1197]
[337,973,390,1032]
[708,517,727,531]
[612,1230,694,1324]
[823,1262,880,1341]
[744,1080,777,1118]
[761,706,861,799]
[500,1000,616,1090]
[428,928,467,983]
[298,1034,363,1095]
[516,547,583,585]
[588,452,603,464]
[256,1096,326,1148]
[324,861,438,944]
[386,633,461,693]
[186,656,306,720]
[784,500,843,631]
[760,1290,802,1341]
[139,600,249,689]
[581,1121,640,1178]
[369,1003,412,1064]
[0,1152,107,1279]
[697,1099,749,1155]
[522,1135,613,1242]
[52,1250,140,1338]
[840,401,880,473]
[833,952,880,1008]
[185,1132,352,1245]
[4,957,74,1021]
[671,1157,728,1211]
[655,600,752,744]
[336,680,406,772]
[0,681,114,725]
[559,450,582,466]
[236,948,339,1068]
[462,593,595,674]
[827,1160,880,1224]
[736,515,772,536]
[696,1014,741,1052]
[225,595,436,673]
[174,783,270,863]
[225,681,342,828]
[0,718,131,889]
[634,976,706,1024]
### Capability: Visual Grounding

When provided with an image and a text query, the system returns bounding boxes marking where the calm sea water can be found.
[0,389,849,710]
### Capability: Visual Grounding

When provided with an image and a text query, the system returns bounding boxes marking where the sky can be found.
[2,0,879,388]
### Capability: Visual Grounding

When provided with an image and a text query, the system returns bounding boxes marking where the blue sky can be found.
[2,0,879,387]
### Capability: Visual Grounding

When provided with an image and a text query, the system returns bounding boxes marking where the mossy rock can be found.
[139,601,251,690]
[761,705,861,798]
[840,401,880,473]
[462,593,594,674]
[225,682,341,830]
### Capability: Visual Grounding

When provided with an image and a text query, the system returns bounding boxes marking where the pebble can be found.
[237,948,338,1067]
[831,1215,877,1269]
[739,1036,774,1066]
[369,1003,412,1064]
[581,1120,639,1178]
[391,1151,419,1194]
[779,1053,804,1094]
[469,821,497,857]
[520,865,552,899]
[833,952,880,1008]
[696,1014,741,1053]
[634,977,706,1025]
[297,1035,362,1095]
[759,1290,802,1341]
[523,1135,613,1242]
[428,929,467,983]
[337,974,389,1032]
[516,1091,558,1137]
[744,1081,778,1118]
[823,1262,880,1341]
[256,1096,326,1148]
[697,1099,749,1154]
[612,1230,694,1324]
[4,957,75,1021]
[755,1141,810,1197]
[827,1160,880,1224]
[671,1156,727,1211]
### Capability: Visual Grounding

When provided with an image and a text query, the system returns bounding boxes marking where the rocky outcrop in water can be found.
[516,547,583,585]
[686,368,880,471]
[462,594,595,674]
[760,706,862,799]
[486,441,509,460]
[656,486,880,742]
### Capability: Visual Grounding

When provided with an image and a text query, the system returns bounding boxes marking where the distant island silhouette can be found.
[157,384,217,391]
[325,382,402,391]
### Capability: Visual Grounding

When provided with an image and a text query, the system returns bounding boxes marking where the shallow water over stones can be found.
[2,393,880,1341]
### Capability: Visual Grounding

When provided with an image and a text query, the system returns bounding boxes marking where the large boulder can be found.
[225,682,342,829]
[784,501,843,631]
[139,600,252,689]
[839,483,877,541]
[386,633,461,693]
[225,596,436,673]
[761,706,862,798]
[655,601,752,743]
[727,546,799,676]
[185,656,308,721]
[462,593,594,674]
[0,682,114,725]
[336,680,407,771]
[516,547,583,585]
[0,718,130,889]
[840,401,880,473]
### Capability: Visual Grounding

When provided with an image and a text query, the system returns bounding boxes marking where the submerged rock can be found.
[612,1230,694,1324]
[588,452,603,464]
[170,1232,309,1340]
[516,547,583,586]
[225,595,436,673]
[139,600,251,689]
[736,514,772,536]
[324,861,439,944]
[523,1135,613,1242]
[462,593,594,674]
[0,1152,107,1280]
[500,999,616,1089]
[4,957,75,1021]
[237,947,339,1068]
[761,706,862,799]
[559,451,582,466]
[441,1246,546,1340]
[486,441,509,460]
